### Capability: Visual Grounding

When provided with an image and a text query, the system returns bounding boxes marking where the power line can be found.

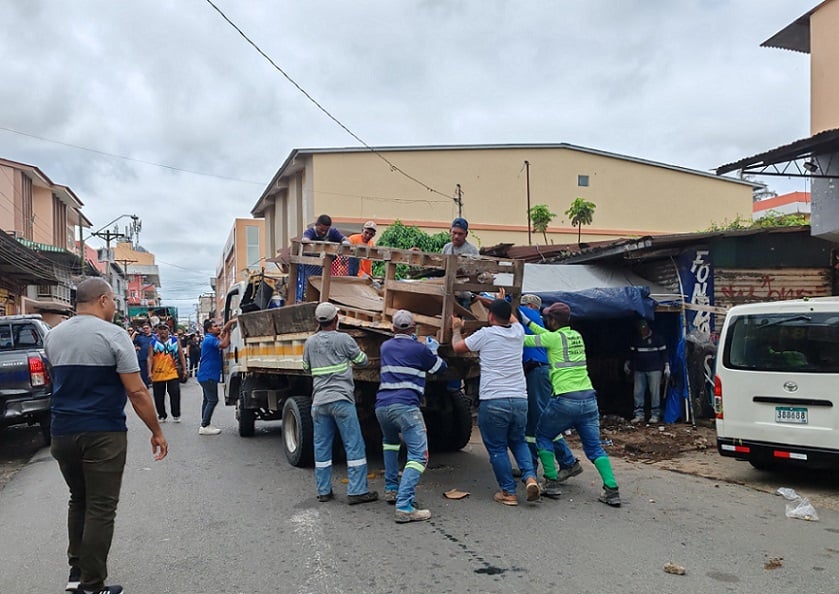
[204,0,460,206]
[0,125,265,185]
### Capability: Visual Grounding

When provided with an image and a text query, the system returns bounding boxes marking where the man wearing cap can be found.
[519,294,581,483]
[376,310,448,523]
[625,319,669,424]
[442,217,479,256]
[521,301,621,507]
[347,221,377,278]
[451,299,540,506]
[302,302,378,505]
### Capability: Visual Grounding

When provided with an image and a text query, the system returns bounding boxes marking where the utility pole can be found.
[92,229,125,263]
[455,184,463,218]
[524,160,532,246]
[113,258,137,321]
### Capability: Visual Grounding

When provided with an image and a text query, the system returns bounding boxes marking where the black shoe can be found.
[598,485,621,507]
[65,567,81,592]
[347,491,379,505]
[85,586,124,594]
[556,460,583,483]
[317,491,334,503]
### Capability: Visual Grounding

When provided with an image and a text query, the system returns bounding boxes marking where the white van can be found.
[714,297,839,469]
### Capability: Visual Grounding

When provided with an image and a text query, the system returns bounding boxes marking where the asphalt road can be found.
[2,380,838,593]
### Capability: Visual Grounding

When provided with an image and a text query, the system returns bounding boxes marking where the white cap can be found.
[520,294,542,308]
[362,220,377,231]
[315,302,339,322]
[392,309,415,329]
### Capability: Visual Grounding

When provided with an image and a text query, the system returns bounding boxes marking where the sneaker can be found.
[85,586,124,594]
[525,477,540,502]
[556,460,583,483]
[384,490,398,504]
[65,567,81,592]
[317,491,334,503]
[598,485,621,507]
[198,425,221,435]
[172,417,181,423]
[648,415,660,424]
[347,491,379,505]
[394,508,431,523]
[493,490,518,506]
[158,416,167,423]
[542,479,562,498]
[630,415,644,424]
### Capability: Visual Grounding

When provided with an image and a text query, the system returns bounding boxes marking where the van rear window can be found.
[724,313,839,373]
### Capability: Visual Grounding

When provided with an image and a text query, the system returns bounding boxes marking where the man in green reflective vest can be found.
[521,301,621,507]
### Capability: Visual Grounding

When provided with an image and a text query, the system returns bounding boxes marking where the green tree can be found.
[529,204,557,244]
[565,197,596,245]
[705,211,808,231]
[372,220,450,278]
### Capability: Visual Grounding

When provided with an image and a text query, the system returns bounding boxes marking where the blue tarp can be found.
[533,286,657,320]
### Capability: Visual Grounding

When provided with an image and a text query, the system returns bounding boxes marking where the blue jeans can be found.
[376,403,428,512]
[536,390,606,479]
[312,400,369,497]
[525,365,576,469]
[199,380,219,427]
[478,397,535,493]
[633,370,662,418]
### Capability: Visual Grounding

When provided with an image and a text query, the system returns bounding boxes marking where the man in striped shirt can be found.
[303,302,378,505]
[376,310,448,523]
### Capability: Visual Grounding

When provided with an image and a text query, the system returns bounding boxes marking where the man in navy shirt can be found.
[297,214,349,301]
[626,319,669,424]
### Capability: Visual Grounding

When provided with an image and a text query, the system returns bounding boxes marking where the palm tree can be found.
[565,197,596,246]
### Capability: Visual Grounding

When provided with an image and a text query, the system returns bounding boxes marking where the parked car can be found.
[0,314,52,444]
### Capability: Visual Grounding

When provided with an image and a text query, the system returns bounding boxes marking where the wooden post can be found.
[440,254,458,343]
[382,261,397,326]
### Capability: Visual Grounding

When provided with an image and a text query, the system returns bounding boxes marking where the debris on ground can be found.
[776,487,819,521]
[663,562,686,575]
[443,489,470,500]
[764,557,783,570]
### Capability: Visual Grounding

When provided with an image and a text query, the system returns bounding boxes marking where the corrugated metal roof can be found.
[716,128,839,176]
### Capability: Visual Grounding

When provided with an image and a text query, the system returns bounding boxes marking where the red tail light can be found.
[28,356,49,387]
[713,375,723,419]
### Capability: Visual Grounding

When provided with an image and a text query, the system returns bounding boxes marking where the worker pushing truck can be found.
[221,239,524,467]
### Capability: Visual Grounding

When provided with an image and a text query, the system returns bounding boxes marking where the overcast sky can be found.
[0,1,815,320]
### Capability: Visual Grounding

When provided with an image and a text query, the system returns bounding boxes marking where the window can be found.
[577,175,589,187]
[246,225,261,270]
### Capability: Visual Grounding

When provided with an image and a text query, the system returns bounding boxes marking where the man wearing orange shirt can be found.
[348,220,377,278]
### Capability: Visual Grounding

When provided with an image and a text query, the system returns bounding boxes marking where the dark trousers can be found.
[199,379,219,427]
[51,431,127,592]
[152,378,181,419]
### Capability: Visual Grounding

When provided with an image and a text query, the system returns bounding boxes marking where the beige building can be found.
[214,218,266,315]
[251,144,756,259]
[0,157,91,323]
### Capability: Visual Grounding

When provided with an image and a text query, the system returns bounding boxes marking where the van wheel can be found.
[282,396,314,467]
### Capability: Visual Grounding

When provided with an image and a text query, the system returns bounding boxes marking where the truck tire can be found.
[283,395,314,467]
[443,390,473,451]
[237,399,256,437]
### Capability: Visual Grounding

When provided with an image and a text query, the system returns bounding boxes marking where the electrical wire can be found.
[203,0,461,206]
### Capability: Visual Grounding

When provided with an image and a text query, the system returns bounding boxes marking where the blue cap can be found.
[451,217,469,231]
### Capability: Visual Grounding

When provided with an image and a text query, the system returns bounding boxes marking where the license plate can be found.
[775,406,808,424]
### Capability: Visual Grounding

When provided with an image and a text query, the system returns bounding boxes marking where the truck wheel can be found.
[237,399,256,437]
[283,396,314,467]
[444,390,473,451]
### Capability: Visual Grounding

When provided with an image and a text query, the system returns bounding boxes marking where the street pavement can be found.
[2,380,838,593]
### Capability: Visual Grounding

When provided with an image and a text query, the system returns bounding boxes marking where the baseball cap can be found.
[543,302,571,325]
[392,309,415,330]
[451,217,469,231]
[362,220,377,231]
[520,294,542,308]
[315,302,339,322]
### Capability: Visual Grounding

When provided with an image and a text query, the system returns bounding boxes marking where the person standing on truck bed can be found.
[347,220,377,278]
[303,302,378,505]
[297,214,350,301]
[376,309,448,523]
[625,318,669,424]
[441,217,479,256]
[197,319,233,435]
[46,278,168,594]
[451,299,541,506]
[521,302,621,506]
[519,294,582,483]
[148,324,187,423]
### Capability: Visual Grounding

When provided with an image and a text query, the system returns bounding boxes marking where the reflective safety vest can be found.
[522,322,593,395]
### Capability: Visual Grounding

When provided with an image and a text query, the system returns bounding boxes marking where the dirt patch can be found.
[563,415,717,464]
[0,425,47,490]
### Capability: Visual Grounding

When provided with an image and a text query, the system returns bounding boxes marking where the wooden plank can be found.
[385,281,446,295]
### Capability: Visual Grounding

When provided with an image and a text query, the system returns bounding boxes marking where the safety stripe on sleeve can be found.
[352,352,367,364]
[310,361,350,376]
[428,357,444,374]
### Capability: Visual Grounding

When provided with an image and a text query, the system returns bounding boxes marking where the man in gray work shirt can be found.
[442,217,479,255]
[303,302,378,504]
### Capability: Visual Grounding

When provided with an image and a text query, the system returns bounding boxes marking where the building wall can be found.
[810,0,839,135]
[214,218,265,317]
[31,186,54,246]
[113,242,155,266]
[287,147,755,249]
[0,165,16,231]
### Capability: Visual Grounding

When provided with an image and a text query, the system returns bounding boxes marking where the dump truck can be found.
[222,239,524,467]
